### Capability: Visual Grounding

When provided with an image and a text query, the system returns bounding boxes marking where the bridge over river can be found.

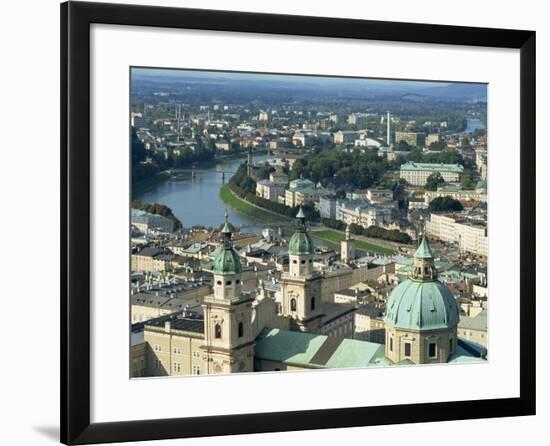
[135,153,276,231]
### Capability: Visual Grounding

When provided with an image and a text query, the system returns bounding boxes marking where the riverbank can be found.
[132,171,171,197]
[219,184,291,223]
[311,229,397,255]
[133,151,270,198]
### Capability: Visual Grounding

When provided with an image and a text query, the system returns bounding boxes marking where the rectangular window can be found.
[404,342,411,357]
[449,338,454,353]
[192,365,200,375]
[428,342,437,358]
[154,344,161,352]
[173,362,181,373]
[154,359,160,369]
[389,337,393,352]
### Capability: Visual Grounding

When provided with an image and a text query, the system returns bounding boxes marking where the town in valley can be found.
[130,69,488,377]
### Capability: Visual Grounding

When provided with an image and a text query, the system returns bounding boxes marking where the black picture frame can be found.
[61,1,536,444]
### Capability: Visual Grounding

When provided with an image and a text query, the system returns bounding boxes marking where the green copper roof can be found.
[288,207,314,255]
[212,213,241,275]
[255,328,386,369]
[255,328,327,366]
[414,236,434,259]
[288,231,314,255]
[325,339,385,369]
[384,279,459,331]
[212,246,241,275]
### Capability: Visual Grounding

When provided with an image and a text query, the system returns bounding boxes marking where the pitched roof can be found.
[254,328,385,369]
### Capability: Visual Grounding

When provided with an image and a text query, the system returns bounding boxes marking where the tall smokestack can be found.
[386,111,391,146]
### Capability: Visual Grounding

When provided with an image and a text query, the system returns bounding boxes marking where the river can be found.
[463,117,485,133]
[134,154,284,232]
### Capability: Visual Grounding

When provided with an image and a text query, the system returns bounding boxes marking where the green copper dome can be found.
[288,207,315,256]
[384,236,459,331]
[384,280,459,331]
[212,211,241,275]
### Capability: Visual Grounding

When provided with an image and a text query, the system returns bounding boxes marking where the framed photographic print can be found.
[61,1,536,444]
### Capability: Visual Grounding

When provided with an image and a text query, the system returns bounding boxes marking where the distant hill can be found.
[412,83,487,100]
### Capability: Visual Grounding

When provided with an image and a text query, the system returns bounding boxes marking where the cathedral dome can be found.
[288,207,315,256]
[384,237,459,331]
[384,280,459,331]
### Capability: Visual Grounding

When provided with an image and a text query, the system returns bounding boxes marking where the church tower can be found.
[383,236,460,364]
[280,208,323,332]
[201,213,254,374]
[340,224,355,264]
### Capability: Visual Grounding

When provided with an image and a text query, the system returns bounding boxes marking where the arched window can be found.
[238,321,244,338]
[214,323,222,339]
[290,298,297,312]
[310,297,315,311]
[235,279,240,284]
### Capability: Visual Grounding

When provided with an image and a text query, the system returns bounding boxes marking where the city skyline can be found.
[130,67,488,378]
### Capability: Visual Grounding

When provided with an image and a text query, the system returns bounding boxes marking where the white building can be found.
[400,161,464,186]
[334,130,357,145]
[425,213,487,257]
[424,184,487,205]
[256,179,286,202]
[131,209,175,233]
[336,199,392,228]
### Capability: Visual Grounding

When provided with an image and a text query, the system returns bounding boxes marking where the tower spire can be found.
[411,236,436,281]
[296,206,306,230]
[221,209,232,247]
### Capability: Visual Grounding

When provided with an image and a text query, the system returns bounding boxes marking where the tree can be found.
[131,200,183,229]
[289,159,308,181]
[363,226,412,244]
[131,127,147,167]
[428,196,464,213]
[428,140,446,151]
[394,140,413,151]
[425,172,445,191]
[472,128,486,138]
[349,223,363,235]
[460,169,476,190]
[334,190,347,199]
